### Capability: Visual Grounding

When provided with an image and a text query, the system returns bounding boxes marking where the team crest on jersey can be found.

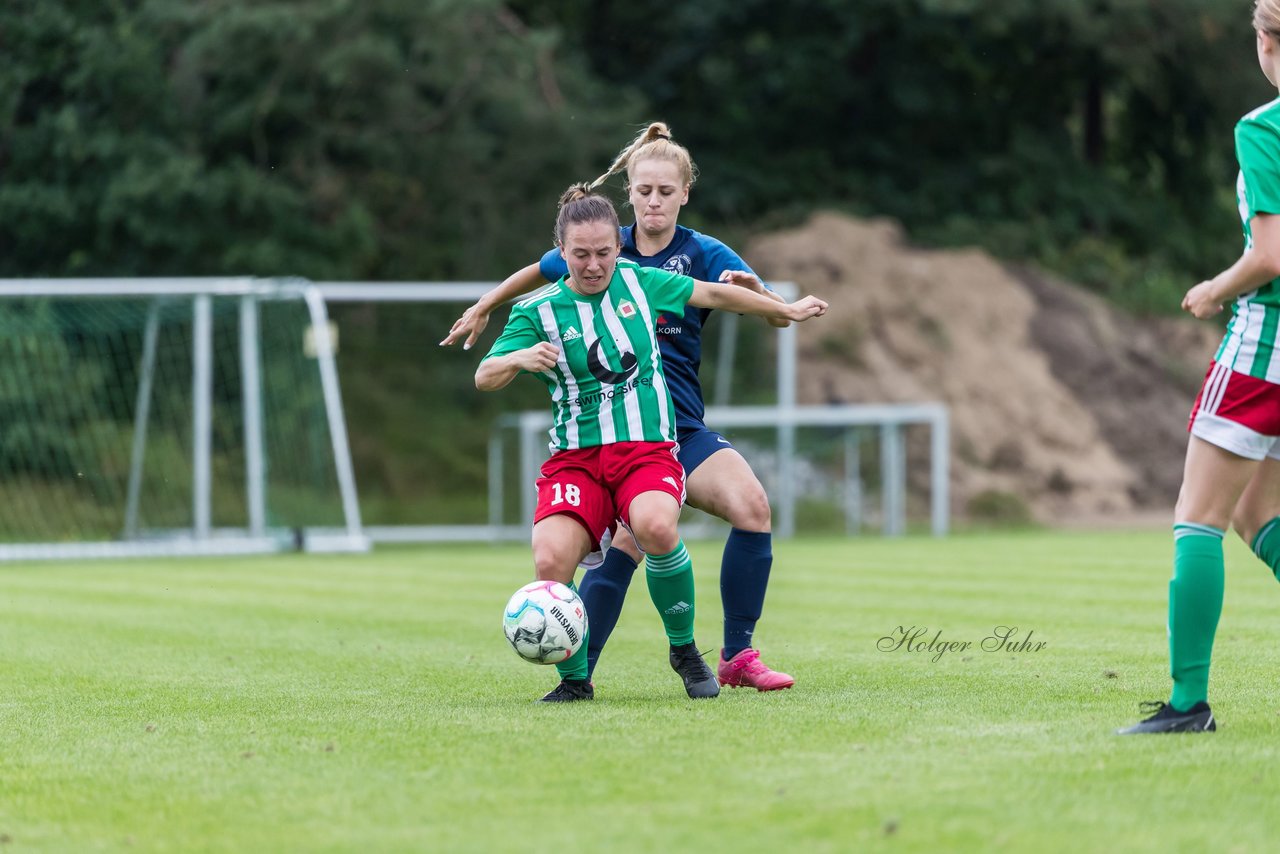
[617,300,637,319]
[586,338,638,384]
[662,254,692,275]
[561,326,582,342]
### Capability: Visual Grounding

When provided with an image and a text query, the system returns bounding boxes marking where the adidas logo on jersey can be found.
[561,326,582,342]
[664,601,692,615]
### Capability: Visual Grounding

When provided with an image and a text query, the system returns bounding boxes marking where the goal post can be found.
[0,278,368,561]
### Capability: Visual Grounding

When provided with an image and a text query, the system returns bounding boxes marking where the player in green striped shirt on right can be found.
[1120,0,1280,734]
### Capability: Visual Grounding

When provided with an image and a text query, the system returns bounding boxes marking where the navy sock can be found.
[720,528,773,659]
[577,547,639,678]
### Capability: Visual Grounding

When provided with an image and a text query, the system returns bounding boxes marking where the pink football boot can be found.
[717,648,795,691]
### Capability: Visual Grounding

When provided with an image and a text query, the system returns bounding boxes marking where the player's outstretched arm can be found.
[689,279,827,324]
[475,343,560,391]
[718,270,790,328]
[441,262,549,350]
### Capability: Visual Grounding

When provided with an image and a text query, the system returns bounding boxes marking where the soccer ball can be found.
[502,580,587,665]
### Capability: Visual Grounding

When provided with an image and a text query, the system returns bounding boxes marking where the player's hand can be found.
[439,302,491,350]
[1181,280,1224,320]
[785,295,828,322]
[513,342,560,373]
[719,270,766,293]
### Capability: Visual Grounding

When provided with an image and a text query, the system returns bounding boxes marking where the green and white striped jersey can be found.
[483,259,695,451]
[1220,99,1280,381]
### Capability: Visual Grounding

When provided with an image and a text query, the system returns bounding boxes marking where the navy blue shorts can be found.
[676,425,735,475]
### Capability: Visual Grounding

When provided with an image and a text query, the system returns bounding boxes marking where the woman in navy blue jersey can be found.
[443,123,795,691]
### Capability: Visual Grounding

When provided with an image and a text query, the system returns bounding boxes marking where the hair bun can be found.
[557,182,593,207]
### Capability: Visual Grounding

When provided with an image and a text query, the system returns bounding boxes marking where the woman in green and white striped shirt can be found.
[1121,0,1280,734]
[477,185,826,703]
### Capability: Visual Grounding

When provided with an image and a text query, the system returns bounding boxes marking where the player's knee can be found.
[727,487,772,532]
[631,516,679,555]
[532,540,573,582]
[1174,482,1231,532]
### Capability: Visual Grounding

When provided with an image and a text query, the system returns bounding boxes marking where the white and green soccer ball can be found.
[502,580,587,665]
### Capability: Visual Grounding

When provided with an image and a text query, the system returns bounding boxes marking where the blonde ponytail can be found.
[1256,0,1280,34]
[589,122,697,190]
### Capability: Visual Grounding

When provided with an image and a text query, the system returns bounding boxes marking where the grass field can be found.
[3,530,1280,852]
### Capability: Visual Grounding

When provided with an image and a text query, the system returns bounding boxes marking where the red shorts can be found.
[1189,361,1280,460]
[534,442,686,545]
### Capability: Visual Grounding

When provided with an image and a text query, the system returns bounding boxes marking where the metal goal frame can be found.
[0,278,368,561]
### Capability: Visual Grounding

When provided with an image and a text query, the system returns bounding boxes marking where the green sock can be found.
[554,581,590,682]
[1251,516,1280,582]
[645,540,696,646]
[1169,524,1225,712]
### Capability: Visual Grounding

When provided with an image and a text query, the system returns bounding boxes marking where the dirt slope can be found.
[746,213,1222,523]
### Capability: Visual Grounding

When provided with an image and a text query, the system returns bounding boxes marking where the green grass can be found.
[2,530,1279,852]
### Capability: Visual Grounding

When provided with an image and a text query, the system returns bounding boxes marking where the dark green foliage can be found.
[0,0,638,280]
[516,0,1265,313]
[4,2,1265,299]
[0,301,117,480]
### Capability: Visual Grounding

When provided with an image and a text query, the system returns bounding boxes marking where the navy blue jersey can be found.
[540,224,761,432]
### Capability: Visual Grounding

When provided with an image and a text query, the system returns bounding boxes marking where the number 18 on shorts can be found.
[532,442,686,546]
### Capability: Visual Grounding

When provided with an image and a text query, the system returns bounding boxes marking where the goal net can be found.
[0,279,367,560]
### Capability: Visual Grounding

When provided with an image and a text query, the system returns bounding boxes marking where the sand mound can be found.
[746,213,1222,523]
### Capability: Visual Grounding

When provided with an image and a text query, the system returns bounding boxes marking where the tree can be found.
[515,0,1264,311]
[0,0,640,280]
